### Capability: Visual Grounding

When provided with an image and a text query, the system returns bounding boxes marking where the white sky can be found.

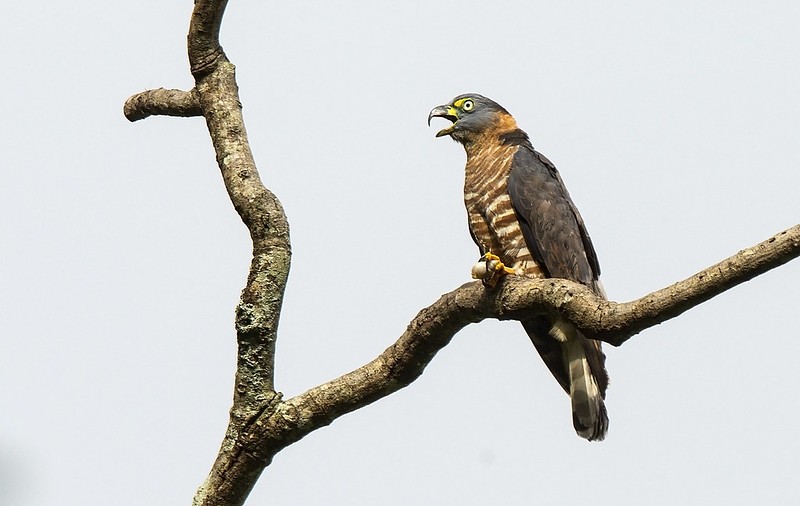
[2,1,800,505]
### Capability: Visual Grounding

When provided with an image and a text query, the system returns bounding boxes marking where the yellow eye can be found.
[462,99,475,111]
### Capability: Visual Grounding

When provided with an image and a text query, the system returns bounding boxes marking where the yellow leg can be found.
[472,252,517,286]
[483,252,517,274]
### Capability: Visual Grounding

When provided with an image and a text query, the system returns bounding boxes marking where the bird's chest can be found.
[463,146,536,271]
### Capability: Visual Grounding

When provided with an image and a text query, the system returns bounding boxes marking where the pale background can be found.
[2,1,799,505]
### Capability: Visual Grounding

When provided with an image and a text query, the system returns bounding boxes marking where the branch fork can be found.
[124,1,800,504]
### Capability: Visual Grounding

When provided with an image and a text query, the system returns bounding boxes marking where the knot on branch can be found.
[235,302,266,335]
[190,46,226,77]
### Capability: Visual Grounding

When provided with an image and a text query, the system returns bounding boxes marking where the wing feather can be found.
[507,146,601,286]
[508,145,609,397]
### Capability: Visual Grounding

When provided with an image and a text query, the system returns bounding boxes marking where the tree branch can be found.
[124,1,800,505]
[123,88,201,122]
[565,224,800,344]
[126,1,289,505]
[185,1,292,505]
[229,225,800,473]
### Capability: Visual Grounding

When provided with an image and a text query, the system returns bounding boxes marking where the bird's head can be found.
[427,93,516,144]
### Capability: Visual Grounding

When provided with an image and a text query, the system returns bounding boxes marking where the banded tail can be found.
[563,335,608,441]
[523,317,609,441]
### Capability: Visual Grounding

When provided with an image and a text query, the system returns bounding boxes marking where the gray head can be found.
[427,93,515,144]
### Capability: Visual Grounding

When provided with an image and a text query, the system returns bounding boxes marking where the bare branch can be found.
[188,0,228,76]
[125,1,800,505]
[570,224,800,344]
[123,88,201,122]
[123,1,289,504]
[236,225,800,470]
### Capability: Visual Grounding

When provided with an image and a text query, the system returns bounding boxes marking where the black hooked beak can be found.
[427,104,458,137]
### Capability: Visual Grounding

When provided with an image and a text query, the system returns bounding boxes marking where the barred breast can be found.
[463,141,543,278]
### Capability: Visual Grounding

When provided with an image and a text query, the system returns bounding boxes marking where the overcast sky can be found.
[2,1,800,505]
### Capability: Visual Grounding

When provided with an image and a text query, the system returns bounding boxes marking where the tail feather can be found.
[565,338,608,441]
[522,317,609,441]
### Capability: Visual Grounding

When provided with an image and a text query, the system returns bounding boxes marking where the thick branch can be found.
[187,2,292,506]
[239,225,800,463]
[123,88,201,122]
[188,0,229,75]
[123,1,290,505]
[189,32,290,403]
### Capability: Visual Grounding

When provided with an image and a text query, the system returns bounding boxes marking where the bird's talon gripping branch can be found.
[471,252,515,287]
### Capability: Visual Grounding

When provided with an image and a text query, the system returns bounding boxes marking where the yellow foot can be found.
[471,252,517,287]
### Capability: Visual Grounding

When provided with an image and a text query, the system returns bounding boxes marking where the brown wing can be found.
[507,145,608,396]
[506,146,600,286]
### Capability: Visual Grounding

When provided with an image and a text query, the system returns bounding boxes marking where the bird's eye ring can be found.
[462,99,474,112]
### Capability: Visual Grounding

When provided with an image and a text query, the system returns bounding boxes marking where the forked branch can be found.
[123,1,800,505]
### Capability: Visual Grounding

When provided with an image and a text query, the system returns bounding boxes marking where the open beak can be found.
[427,105,459,137]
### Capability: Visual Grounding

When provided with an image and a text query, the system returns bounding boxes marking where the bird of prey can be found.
[428,94,609,441]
